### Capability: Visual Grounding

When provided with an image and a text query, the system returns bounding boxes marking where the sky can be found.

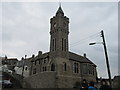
[1,2,118,78]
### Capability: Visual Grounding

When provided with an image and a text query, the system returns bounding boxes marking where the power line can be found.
[70,32,101,47]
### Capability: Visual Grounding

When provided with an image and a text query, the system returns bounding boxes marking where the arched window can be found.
[52,38,56,51]
[64,39,66,51]
[83,64,87,74]
[25,66,28,71]
[64,63,67,71]
[55,38,56,51]
[52,39,54,51]
[73,62,79,73]
[51,63,55,71]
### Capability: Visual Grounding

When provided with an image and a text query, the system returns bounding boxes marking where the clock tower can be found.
[50,5,69,59]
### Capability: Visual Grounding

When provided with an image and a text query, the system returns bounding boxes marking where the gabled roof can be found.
[24,51,96,66]
[69,52,96,66]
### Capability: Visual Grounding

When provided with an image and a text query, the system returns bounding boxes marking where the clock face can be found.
[53,23,57,27]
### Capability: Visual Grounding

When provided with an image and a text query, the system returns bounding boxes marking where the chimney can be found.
[83,53,86,58]
[32,54,35,58]
[21,57,24,60]
[5,55,7,59]
[38,51,42,55]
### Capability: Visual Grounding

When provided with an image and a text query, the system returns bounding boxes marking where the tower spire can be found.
[56,2,64,16]
[59,2,61,7]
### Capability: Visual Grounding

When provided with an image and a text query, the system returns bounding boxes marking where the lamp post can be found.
[89,30,112,86]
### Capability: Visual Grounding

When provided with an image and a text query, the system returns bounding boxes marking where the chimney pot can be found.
[38,51,42,55]
[84,53,86,58]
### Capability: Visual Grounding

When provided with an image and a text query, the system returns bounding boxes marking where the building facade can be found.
[23,6,97,88]
[2,56,18,71]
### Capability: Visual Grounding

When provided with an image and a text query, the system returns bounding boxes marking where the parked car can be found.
[2,80,13,88]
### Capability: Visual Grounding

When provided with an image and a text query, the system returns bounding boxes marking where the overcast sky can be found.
[1,2,118,78]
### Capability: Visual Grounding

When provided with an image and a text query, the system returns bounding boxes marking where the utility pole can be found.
[101,30,112,86]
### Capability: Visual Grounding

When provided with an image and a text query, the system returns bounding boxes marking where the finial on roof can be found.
[5,55,7,59]
[59,2,61,7]
[25,55,27,59]
[21,57,24,60]
[38,51,42,55]
[56,2,64,16]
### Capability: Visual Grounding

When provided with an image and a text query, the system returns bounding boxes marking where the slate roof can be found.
[26,51,96,66]
[69,52,96,66]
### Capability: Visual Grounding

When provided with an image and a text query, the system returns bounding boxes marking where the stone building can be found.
[15,58,30,77]
[24,6,97,88]
[2,56,18,71]
[112,76,120,88]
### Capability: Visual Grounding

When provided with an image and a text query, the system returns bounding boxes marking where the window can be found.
[43,67,47,72]
[52,39,54,51]
[33,68,36,74]
[64,39,66,51]
[51,63,55,71]
[52,38,56,51]
[44,67,46,71]
[64,63,67,71]
[44,59,46,64]
[73,62,79,73]
[42,67,44,71]
[93,67,94,75]
[83,64,87,74]
[35,61,37,65]
[88,65,92,74]
[39,60,41,64]
[62,38,67,51]
[25,67,27,71]
[55,38,56,51]
[76,63,79,73]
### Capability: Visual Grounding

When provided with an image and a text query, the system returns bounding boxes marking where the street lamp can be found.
[89,42,103,45]
[89,43,96,45]
[89,30,112,86]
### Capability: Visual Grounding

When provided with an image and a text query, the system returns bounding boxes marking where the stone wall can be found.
[24,71,56,88]
[24,56,97,88]
[56,75,96,88]
[56,75,82,88]
[112,76,120,88]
